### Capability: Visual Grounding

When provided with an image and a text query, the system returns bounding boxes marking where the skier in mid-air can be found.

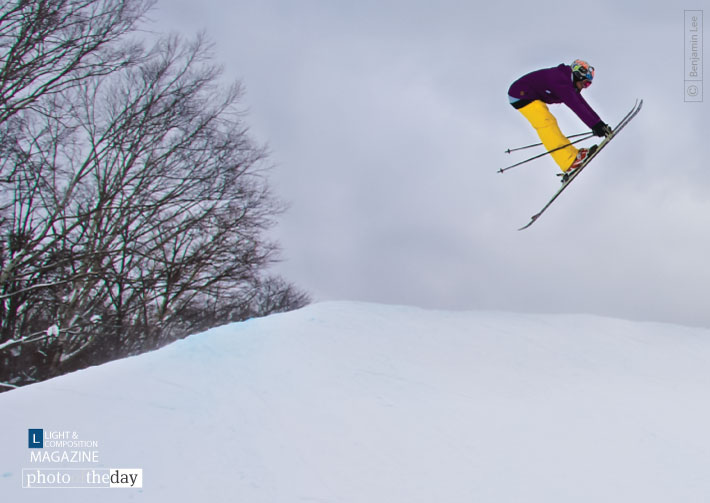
[508,60,612,174]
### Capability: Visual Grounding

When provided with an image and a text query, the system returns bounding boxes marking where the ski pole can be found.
[498,134,594,173]
[504,132,591,153]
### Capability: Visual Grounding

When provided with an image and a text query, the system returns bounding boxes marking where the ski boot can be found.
[560,145,597,183]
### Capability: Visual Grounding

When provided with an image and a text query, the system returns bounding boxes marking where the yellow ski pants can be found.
[518,101,578,172]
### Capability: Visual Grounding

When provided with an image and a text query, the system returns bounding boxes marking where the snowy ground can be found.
[2,301,710,502]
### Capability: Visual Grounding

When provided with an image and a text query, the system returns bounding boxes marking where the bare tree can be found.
[0,0,153,124]
[0,0,153,389]
[0,13,309,389]
[0,0,153,336]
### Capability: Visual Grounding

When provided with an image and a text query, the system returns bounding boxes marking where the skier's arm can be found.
[558,87,602,130]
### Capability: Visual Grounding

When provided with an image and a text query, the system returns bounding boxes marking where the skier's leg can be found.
[518,101,577,171]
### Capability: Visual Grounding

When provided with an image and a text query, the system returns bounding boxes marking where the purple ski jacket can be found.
[508,64,601,129]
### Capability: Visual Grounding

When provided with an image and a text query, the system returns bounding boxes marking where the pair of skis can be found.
[506,99,643,230]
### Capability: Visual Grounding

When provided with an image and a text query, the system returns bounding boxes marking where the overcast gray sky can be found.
[153,0,709,326]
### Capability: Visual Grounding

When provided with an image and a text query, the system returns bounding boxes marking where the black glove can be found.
[592,121,612,138]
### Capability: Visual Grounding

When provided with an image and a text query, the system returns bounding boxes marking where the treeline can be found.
[0,0,308,390]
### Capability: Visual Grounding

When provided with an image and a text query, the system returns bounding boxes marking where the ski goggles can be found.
[579,65,594,81]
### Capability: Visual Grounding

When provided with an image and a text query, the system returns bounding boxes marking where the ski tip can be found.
[517,217,537,231]
[518,211,543,231]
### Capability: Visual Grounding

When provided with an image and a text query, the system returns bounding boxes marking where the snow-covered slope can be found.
[3,302,710,502]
